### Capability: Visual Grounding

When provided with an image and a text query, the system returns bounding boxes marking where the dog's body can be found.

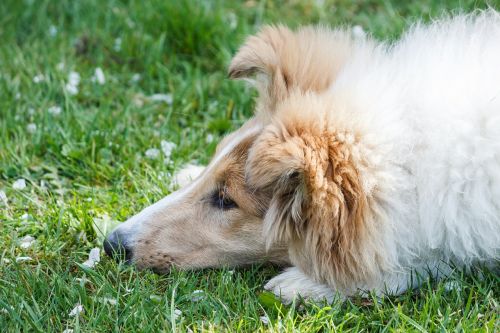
[105,11,500,302]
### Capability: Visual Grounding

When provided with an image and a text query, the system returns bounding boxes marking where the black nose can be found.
[103,231,133,263]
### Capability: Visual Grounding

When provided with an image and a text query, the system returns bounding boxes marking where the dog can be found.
[104,10,500,303]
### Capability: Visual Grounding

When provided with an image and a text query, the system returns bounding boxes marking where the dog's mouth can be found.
[142,262,173,275]
[103,231,179,274]
[135,253,176,274]
[150,266,172,275]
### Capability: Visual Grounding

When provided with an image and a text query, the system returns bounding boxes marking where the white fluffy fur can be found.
[265,267,337,304]
[267,10,500,300]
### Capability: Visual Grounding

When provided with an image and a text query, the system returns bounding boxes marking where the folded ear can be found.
[228,25,356,112]
[228,25,293,109]
[246,117,381,290]
[228,25,291,80]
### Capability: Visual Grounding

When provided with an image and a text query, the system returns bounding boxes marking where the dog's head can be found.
[105,25,384,289]
[104,117,291,272]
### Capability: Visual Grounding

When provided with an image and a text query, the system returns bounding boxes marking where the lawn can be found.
[0,0,498,331]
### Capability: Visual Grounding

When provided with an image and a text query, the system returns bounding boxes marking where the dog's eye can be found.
[212,188,238,210]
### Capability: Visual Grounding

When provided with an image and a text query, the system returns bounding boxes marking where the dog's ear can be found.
[228,25,293,109]
[246,114,380,288]
[228,25,292,80]
[228,25,355,111]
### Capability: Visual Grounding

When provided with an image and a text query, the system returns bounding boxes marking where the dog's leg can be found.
[265,263,462,303]
[264,267,338,304]
[265,267,446,303]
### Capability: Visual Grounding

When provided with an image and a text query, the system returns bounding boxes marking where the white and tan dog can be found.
[105,11,500,302]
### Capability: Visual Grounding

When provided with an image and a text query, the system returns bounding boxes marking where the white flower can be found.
[65,71,81,95]
[260,315,270,325]
[85,197,92,202]
[149,295,162,303]
[15,256,32,263]
[114,38,122,51]
[97,297,117,305]
[68,71,80,85]
[57,62,66,71]
[206,134,214,143]
[27,123,37,133]
[0,190,7,203]
[173,309,182,320]
[15,92,21,100]
[28,108,36,115]
[13,178,26,190]
[65,83,78,95]
[149,93,173,105]
[173,164,205,188]
[130,73,141,83]
[82,247,101,268]
[92,67,106,85]
[160,140,176,158]
[19,235,36,249]
[75,277,89,284]
[2,258,12,264]
[190,290,205,302]
[68,304,84,317]
[352,25,366,39]
[48,106,62,116]
[21,213,29,220]
[0,305,13,314]
[33,74,45,83]
[145,148,160,159]
[62,329,74,333]
[48,25,58,37]
[89,248,100,262]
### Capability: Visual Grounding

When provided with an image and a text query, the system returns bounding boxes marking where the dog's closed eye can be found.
[210,188,238,210]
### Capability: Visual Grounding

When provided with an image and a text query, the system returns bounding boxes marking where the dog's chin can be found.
[133,260,173,274]
[150,265,172,275]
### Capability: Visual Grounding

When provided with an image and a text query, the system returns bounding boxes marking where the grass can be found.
[0,0,498,331]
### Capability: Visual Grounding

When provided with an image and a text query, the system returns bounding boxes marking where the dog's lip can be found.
[135,261,173,274]
[151,265,172,275]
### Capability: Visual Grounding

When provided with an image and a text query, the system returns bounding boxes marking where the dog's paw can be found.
[264,267,337,304]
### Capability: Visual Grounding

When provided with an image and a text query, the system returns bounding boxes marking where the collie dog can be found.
[105,11,500,302]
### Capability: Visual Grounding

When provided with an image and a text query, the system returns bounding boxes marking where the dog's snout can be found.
[103,230,133,263]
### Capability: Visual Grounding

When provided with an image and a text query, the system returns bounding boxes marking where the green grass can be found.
[0,0,498,331]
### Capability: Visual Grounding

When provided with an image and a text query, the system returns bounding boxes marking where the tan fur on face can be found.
[130,124,289,273]
[229,25,362,114]
[246,93,385,293]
